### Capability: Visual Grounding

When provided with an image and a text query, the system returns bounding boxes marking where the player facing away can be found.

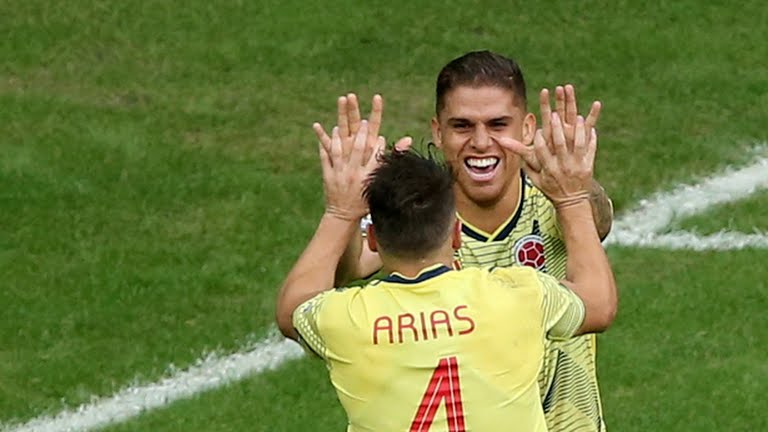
[326,51,616,431]
[275,116,618,431]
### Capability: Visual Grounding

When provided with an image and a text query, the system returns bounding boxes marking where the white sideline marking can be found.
[3,149,768,432]
[608,154,768,249]
[1,336,303,432]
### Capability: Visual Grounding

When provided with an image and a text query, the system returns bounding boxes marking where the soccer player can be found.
[324,51,615,431]
[275,115,617,431]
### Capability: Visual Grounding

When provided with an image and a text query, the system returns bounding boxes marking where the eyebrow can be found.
[486,116,515,123]
[446,115,515,123]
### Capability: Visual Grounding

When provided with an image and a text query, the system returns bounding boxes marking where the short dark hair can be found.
[364,150,455,259]
[435,50,528,114]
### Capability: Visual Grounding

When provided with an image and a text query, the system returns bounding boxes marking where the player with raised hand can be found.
[276,112,617,430]
[275,120,384,333]
[327,51,616,431]
[313,93,412,282]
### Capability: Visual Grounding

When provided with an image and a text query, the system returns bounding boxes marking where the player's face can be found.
[431,85,535,207]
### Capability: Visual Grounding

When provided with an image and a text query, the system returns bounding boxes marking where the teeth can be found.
[466,157,498,168]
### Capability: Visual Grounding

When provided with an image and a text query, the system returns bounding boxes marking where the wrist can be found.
[553,191,591,210]
[554,198,593,220]
[324,206,365,222]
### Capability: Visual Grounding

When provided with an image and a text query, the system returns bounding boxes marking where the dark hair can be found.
[435,50,527,114]
[364,150,455,259]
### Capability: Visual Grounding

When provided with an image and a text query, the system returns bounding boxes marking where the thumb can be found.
[499,136,541,172]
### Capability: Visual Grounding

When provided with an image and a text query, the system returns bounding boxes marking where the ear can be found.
[430,116,443,148]
[451,220,462,250]
[366,225,378,252]
[522,112,536,145]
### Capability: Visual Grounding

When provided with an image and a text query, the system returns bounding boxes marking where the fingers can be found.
[330,126,343,168]
[532,129,555,174]
[585,101,602,143]
[539,88,552,146]
[337,96,349,139]
[349,120,368,167]
[564,84,578,126]
[587,127,598,167]
[551,112,568,155]
[499,136,541,172]
[554,86,566,123]
[318,140,333,184]
[574,115,586,158]
[347,93,361,135]
[394,136,413,152]
[313,122,332,154]
[367,94,383,141]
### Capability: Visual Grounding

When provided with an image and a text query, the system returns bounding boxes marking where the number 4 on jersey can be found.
[410,356,466,432]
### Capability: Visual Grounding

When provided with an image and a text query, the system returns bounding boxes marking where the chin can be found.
[463,184,506,208]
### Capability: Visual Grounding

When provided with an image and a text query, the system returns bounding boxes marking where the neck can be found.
[456,175,522,234]
[381,249,454,279]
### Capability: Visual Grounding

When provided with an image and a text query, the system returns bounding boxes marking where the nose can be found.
[470,125,492,151]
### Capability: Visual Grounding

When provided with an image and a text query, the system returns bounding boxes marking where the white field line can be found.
[609,230,768,251]
[607,154,768,249]
[3,149,768,432]
[1,336,303,432]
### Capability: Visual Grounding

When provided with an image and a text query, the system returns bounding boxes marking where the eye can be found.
[452,121,471,130]
[489,121,508,129]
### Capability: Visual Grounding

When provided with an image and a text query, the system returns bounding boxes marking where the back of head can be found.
[364,150,455,260]
[435,50,528,114]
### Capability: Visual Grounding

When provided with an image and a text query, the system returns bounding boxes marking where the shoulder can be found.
[487,265,541,288]
[296,286,364,322]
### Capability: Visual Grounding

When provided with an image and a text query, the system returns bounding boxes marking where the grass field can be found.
[2,0,767,431]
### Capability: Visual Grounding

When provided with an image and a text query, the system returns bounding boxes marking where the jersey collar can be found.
[459,171,527,242]
[383,264,452,284]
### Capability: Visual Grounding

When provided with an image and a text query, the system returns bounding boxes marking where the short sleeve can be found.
[537,272,586,341]
[292,291,333,360]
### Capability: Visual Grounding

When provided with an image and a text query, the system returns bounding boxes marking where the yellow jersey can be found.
[456,173,605,431]
[294,264,586,432]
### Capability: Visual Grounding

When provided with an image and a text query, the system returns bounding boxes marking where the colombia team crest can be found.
[513,234,546,271]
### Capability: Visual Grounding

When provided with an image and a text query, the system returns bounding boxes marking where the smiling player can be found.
[318,51,615,431]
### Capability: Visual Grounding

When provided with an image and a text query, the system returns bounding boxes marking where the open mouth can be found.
[464,157,500,181]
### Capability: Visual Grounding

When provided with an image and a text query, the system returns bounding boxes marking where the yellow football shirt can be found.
[456,173,606,431]
[294,265,585,432]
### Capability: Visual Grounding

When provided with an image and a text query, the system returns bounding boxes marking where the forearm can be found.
[276,213,357,337]
[589,179,614,240]
[335,227,365,286]
[335,217,384,286]
[558,200,617,333]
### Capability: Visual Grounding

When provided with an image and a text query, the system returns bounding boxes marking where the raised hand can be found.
[319,120,385,221]
[500,112,596,209]
[313,94,412,161]
[540,85,601,151]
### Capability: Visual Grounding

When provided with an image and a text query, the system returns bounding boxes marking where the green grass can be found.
[600,248,768,431]
[1,0,767,430]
